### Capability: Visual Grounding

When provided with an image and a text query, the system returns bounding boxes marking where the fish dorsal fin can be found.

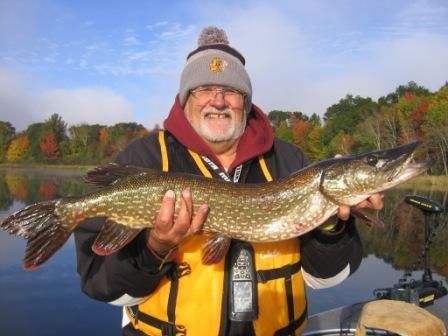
[84,163,154,187]
[92,219,141,256]
[202,234,232,265]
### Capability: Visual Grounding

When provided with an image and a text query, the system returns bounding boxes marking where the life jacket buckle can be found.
[168,262,191,280]
[177,262,191,277]
[174,324,187,335]
[163,323,187,336]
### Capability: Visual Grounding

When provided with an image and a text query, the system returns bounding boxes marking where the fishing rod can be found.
[373,195,448,307]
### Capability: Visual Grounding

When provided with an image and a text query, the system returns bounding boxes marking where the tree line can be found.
[0,115,149,165]
[0,81,447,174]
[268,81,448,175]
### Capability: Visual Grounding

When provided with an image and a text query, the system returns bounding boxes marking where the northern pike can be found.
[1,141,429,270]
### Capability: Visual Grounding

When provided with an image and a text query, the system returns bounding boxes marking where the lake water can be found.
[0,168,447,335]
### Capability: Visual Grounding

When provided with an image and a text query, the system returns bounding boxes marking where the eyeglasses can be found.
[190,86,245,102]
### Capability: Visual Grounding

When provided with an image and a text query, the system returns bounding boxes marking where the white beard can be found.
[188,107,247,143]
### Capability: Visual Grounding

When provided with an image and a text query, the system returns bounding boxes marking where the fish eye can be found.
[366,155,378,166]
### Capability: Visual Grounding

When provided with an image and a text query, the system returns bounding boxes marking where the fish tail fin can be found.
[1,200,72,270]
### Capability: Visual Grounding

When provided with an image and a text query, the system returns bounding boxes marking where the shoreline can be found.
[0,163,95,170]
[398,175,448,191]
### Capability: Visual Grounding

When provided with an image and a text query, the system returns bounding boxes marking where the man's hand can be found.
[147,189,208,255]
[337,193,384,221]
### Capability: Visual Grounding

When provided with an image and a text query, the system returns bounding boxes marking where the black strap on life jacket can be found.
[127,263,191,336]
[274,305,308,336]
[127,304,186,336]
[257,261,306,335]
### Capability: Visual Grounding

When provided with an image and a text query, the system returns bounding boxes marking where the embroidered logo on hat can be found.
[209,58,228,73]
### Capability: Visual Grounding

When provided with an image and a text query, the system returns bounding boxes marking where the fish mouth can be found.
[380,158,430,191]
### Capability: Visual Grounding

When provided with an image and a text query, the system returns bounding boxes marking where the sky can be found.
[1,0,448,132]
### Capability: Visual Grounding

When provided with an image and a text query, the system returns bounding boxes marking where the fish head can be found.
[319,141,430,205]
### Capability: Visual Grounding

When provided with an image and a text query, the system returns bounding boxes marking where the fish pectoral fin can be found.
[92,219,141,256]
[351,208,385,228]
[202,234,232,265]
[84,163,157,187]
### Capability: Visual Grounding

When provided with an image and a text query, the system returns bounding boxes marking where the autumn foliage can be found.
[40,130,60,160]
[5,134,29,162]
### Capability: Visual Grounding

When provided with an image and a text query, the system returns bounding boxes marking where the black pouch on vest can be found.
[228,241,258,321]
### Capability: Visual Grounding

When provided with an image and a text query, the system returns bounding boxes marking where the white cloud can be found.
[0,68,36,131]
[195,1,448,115]
[0,68,133,131]
[37,88,134,126]
[123,36,140,46]
[159,24,196,39]
[146,21,168,30]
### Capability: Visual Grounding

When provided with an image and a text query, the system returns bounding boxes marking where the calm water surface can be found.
[0,168,447,335]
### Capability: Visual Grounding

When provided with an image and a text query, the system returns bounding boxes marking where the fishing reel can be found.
[373,195,448,307]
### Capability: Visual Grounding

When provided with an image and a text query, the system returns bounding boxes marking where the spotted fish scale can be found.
[62,169,333,242]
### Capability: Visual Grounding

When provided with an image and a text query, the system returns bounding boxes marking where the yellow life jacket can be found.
[125,130,307,336]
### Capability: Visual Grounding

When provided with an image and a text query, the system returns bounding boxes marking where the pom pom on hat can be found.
[179,26,252,112]
[198,27,229,46]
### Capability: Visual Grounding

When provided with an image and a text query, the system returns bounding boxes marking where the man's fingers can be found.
[155,190,176,233]
[337,205,351,221]
[171,189,193,236]
[355,193,384,210]
[368,193,384,210]
[190,204,209,234]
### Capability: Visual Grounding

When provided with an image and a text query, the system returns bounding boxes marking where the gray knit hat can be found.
[179,27,252,113]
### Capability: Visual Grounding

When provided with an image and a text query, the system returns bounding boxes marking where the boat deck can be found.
[303,300,448,335]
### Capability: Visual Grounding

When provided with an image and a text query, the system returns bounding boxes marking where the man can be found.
[74,27,383,336]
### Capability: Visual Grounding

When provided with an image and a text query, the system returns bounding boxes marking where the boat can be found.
[304,195,448,335]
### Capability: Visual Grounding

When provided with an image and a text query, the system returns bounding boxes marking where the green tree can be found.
[0,122,15,162]
[66,124,102,163]
[44,113,67,143]
[274,120,293,143]
[378,81,431,106]
[267,110,290,128]
[422,86,448,175]
[321,95,377,153]
[308,113,321,127]
[25,123,45,161]
[305,125,325,161]
[267,110,308,129]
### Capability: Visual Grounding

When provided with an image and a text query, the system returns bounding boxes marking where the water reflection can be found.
[0,168,447,335]
[0,168,121,336]
[358,187,448,279]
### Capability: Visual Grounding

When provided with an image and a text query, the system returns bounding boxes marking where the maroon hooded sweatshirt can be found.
[163,96,274,171]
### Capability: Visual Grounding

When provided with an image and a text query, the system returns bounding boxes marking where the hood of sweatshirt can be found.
[163,96,274,171]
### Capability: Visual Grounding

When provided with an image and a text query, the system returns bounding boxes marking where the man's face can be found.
[184,86,246,143]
